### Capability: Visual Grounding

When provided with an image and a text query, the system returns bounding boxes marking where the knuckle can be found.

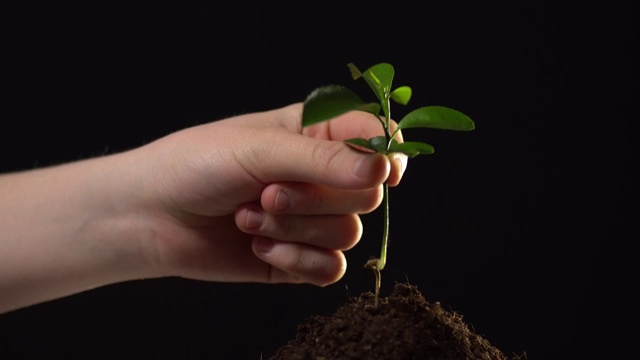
[311,141,347,174]
[361,186,384,214]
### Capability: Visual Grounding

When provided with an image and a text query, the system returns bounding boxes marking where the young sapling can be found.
[301,62,475,304]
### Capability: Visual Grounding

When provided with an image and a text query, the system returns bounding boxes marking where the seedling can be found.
[302,62,475,304]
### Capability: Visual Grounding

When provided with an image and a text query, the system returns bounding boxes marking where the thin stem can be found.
[365,96,392,306]
[379,181,389,270]
[365,181,389,305]
[372,267,381,307]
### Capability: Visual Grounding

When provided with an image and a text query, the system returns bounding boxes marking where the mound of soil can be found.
[268,282,526,360]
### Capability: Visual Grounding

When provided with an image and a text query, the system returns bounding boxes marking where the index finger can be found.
[303,108,407,187]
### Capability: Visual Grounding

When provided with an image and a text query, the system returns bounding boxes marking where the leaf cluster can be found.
[300,62,475,302]
[302,63,475,158]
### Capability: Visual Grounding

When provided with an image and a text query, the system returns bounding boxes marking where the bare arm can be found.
[0,103,406,314]
[0,153,148,313]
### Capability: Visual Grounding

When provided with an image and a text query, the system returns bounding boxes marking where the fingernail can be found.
[274,189,290,212]
[352,155,377,180]
[391,153,407,177]
[245,209,263,229]
[253,237,274,254]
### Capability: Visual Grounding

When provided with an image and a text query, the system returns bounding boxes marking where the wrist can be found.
[0,152,156,313]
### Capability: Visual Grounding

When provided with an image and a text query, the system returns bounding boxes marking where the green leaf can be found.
[398,106,475,131]
[361,63,394,102]
[368,136,388,152]
[358,102,383,115]
[390,86,412,105]
[360,63,395,119]
[302,85,378,127]
[345,138,375,151]
[344,136,388,153]
[388,141,435,157]
[347,63,362,80]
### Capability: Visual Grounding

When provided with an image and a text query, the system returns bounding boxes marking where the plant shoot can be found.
[302,62,475,304]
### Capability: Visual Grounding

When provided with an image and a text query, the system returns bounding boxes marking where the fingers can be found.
[254,136,391,190]
[227,105,410,287]
[233,104,407,192]
[235,201,363,286]
[303,107,393,143]
[300,108,408,189]
[235,206,362,251]
[308,108,408,188]
[259,182,383,215]
[251,237,347,286]
[235,197,362,286]
[386,117,408,187]
[387,152,408,187]
[241,106,391,190]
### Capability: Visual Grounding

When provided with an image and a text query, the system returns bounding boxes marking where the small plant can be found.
[302,62,475,304]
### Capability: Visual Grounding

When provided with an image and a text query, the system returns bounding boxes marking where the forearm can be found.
[0,153,150,313]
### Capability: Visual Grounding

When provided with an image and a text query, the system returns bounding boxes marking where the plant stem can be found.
[380,181,389,271]
[365,97,393,306]
[365,180,389,306]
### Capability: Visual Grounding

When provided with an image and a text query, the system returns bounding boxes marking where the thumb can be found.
[252,135,391,190]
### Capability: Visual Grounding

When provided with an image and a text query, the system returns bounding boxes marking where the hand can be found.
[132,103,407,286]
[0,102,406,313]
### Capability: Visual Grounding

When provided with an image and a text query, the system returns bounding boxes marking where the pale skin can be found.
[0,103,407,314]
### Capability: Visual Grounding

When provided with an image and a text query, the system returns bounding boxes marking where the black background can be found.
[1,1,637,359]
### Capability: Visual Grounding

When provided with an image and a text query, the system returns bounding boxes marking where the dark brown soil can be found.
[268,282,527,360]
